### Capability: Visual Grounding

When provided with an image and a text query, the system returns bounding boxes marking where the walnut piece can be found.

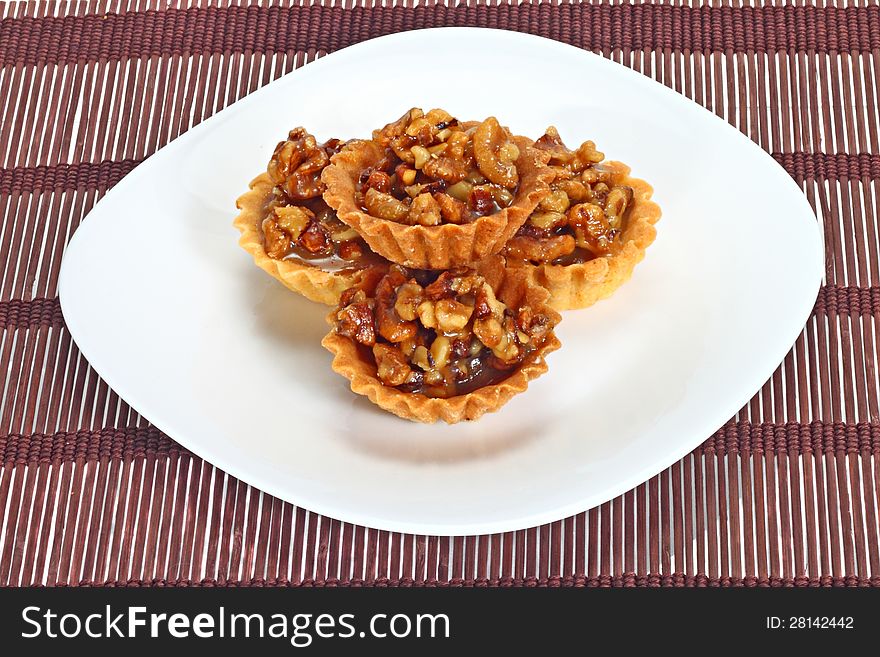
[374,269,417,343]
[408,193,442,226]
[261,205,316,259]
[336,294,376,346]
[434,298,473,332]
[299,221,332,255]
[267,127,331,201]
[364,188,410,222]
[373,343,416,387]
[473,117,519,189]
[568,203,613,256]
[422,156,469,183]
[535,126,603,174]
[604,185,634,230]
[504,234,576,263]
[262,217,291,260]
[433,193,468,224]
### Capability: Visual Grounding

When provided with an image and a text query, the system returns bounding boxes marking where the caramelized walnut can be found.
[375,268,418,343]
[332,264,558,398]
[433,192,468,224]
[299,221,332,255]
[335,290,376,346]
[505,234,576,262]
[568,203,613,256]
[373,343,419,387]
[268,127,338,201]
[408,193,442,227]
[504,127,634,265]
[473,117,519,189]
[355,108,525,226]
[535,126,603,172]
[364,187,410,222]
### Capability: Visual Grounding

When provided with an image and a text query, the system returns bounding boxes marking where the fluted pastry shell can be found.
[321,137,554,270]
[321,257,562,423]
[516,163,660,311]
[234,172,384,306]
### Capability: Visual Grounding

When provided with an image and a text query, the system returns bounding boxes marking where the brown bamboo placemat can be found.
[1,0,878,587]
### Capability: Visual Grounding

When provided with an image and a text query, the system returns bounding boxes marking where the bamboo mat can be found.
[1,0,879,587]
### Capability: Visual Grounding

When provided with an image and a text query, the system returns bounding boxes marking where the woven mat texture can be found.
[1,0,879,587]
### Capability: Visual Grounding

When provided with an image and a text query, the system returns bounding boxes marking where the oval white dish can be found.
[59,28,824,535]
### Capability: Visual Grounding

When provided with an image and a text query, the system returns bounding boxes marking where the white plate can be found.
[59,28,823,536]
